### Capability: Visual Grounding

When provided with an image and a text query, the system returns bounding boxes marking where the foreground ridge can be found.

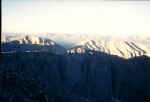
[0,52,150,102]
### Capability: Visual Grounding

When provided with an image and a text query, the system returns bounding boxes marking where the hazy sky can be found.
[2,0,150,36]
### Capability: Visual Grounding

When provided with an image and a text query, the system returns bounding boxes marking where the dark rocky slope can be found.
[0,51,149,102]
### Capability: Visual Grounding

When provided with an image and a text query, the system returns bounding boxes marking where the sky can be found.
[2,0,150,36]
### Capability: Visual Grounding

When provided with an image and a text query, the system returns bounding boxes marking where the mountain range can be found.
[1,33,150,102]
[2,34,150,58]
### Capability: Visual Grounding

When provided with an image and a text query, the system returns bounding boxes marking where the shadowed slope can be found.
[0,51,149,102]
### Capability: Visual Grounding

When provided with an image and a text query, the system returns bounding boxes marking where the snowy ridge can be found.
[67,39,150,58]
[17,35,55,46]
[1,35,66,54]
[2,33,150,58]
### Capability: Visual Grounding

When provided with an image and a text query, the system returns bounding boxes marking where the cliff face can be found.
[0,52,149,102]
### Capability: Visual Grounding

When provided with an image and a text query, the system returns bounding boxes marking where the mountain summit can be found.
[15,35,56,46]
[67,39,150,58]
[1,35,66,54]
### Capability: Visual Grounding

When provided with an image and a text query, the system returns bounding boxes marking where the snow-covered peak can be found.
[17,35,55,46]
[68,39,150,58]
[2,35,66,54]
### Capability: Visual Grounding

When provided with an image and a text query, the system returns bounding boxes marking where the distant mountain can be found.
[2,32,150,48]
[1,32,26,42]
[2,33,114,48]
[2,33,150,58]
[1,35,66,54]
[37,33,90,48]
[67,38,150,58]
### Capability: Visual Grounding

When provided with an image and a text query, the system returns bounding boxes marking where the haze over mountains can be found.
[2,33,150,58]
